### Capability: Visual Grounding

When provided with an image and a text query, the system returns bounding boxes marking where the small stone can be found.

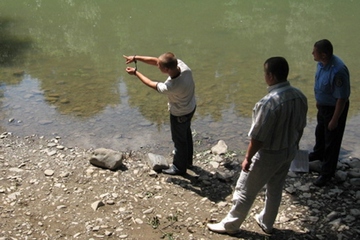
[327,211,339,221]
[146,153,168,171]
[7,192,20,201]
[355,191,360,200]
[73,233,81,238]
[350,209,360,217]
[345,158,360,168]
[59,172,70,177]
[9,167,24,173]
[91,200,105,211]
[297,183,311,191]
[329,218,341,228]
[348,170,360,178]
[335,170,347,182]
[285,186,296,194]
[47,150,57,156]
[215,171,233,182]
[93,234,105,238]
[44,169,54,176]
[308,216,319,222]
[47,143,57,147]
[287,171,298,178]
[134,218,143,224]
[92,226,100,231]
[149,170,158,177]
[143,207,154,214]
[56,145,65,150]
[209,161,220,168]
[349,178,360,186]
[211,140,228,155]
[302,192,311,198]
[217,201,227,208]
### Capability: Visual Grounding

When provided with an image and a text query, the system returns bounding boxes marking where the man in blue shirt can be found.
[309,39,350,187]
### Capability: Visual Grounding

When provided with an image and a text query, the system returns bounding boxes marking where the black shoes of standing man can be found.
[162,165,184,175]
[309,152,333,187]
[313,175,332,187]
[162,164,195,176]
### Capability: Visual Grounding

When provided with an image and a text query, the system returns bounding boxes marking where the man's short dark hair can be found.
[264,57,289,81]
[314,39,333,58]
[159,52,178,69]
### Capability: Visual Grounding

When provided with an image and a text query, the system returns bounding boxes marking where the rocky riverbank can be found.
[0,133,359,240]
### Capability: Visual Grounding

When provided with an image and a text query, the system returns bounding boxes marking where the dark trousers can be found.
[170,107,196,174]
[312,101,349,176]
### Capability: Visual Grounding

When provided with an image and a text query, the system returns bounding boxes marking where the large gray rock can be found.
[335,170,347,182]
[341,158,360,169]
[348,169,360,178]
[356,191,360,200]
[349,178,360,187]
[146,153,168,171]
[89,148,124,170]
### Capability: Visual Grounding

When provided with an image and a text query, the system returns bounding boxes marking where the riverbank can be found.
[0,133,359,240]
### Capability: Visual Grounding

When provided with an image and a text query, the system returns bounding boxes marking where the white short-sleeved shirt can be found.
[156,59,196,116]
[248,81,308,151]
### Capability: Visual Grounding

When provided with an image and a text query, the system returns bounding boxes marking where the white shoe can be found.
[254,214,273,234]
[207,222,239,235]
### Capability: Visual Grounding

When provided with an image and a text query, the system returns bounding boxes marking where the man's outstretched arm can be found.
[123,55,158,66]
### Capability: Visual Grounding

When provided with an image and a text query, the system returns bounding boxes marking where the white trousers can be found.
[221,148,295,231]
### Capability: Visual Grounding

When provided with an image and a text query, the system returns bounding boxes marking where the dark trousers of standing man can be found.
[170,107,196,174]
[311,101,349,177]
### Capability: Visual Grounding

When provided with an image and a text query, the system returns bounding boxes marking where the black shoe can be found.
[162,166,184,176]
[314,175,331,187]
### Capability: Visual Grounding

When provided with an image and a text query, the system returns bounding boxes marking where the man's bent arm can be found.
[242,138,263,172]
[328,98,347,131]
[135,71,158,90]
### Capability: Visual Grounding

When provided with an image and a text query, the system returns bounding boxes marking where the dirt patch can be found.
[0,133,359,240]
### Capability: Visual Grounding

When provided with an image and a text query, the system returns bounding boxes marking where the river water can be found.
[0,1,359,158]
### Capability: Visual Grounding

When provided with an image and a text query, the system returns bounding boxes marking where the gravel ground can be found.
[0,133,359,240]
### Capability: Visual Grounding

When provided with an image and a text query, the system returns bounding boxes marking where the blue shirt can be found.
[314,55,350,106]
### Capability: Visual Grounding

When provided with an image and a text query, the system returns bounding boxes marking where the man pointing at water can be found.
[124,52,196,176]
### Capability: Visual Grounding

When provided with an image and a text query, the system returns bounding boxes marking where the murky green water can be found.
[0,1,359,157]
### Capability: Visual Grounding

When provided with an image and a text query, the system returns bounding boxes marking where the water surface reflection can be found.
[0,1,359,158]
